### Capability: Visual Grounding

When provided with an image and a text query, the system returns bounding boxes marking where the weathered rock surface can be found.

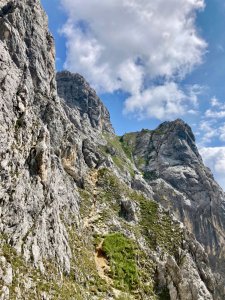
[0,0,81,274]
[57,71,114,134]
[0,0,224,299]
[121,120,225,296]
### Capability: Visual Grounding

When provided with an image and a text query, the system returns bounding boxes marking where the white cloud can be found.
[210,96,221,107]
[60,0,206,120]
[204,97,225,119]
[198,120,225,145]
[124,82,199,120]
[205,109,225,118]
[200,147,225,190]
[219,124,225,141]
[198,120,218,144]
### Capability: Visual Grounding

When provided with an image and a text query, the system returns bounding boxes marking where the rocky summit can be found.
[0,1,224,299]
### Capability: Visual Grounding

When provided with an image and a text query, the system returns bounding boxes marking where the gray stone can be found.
[121,119,225,295]
[120,199,138,223]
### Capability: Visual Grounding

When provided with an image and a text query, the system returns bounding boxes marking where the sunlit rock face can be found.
[0,0,81,274]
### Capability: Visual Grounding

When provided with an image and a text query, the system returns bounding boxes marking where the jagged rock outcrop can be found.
[0,0,223,299]
[57,71,113,134]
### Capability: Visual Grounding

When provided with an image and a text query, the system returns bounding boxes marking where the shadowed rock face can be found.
[123,119,225,276]
[0,0,224,299]
[56,71,114,133]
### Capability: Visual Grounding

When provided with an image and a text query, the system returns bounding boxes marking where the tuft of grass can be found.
[102,233,138,291]
[78,188,92,218]
[152,128,165,136]
[97,168,124,201]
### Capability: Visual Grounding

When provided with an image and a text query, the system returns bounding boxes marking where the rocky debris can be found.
[0,286,9,300]
[155,232,216,300]
[82,138,102,169]
[165,254,213,300]
[94,241,112,284]
[131,174,154,199]
[0,257,12,286]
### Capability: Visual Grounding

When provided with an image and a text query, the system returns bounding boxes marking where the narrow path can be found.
[94,240,112,284]
[83,170,100,229]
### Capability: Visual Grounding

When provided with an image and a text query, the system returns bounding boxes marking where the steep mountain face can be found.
[0,0,224,299]
[121,121,225,276]
[56,71,113,134]
[0,0,81,274]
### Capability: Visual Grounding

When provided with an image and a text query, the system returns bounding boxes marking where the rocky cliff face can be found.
[121,121,225,273]
[121,121,225,297]
[56,71,113,134]
[0,0,224,299]
[0,0,81,274]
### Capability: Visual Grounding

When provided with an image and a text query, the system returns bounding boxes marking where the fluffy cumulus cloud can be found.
[200,147,225,190]
[205,97,225,119]
[198,120,225,145]
[60,0,206,120]
[198,97,225,145]
[124,82,201,120]
[205,110,225,118]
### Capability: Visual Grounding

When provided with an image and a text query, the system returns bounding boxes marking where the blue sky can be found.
[41,0,225,189]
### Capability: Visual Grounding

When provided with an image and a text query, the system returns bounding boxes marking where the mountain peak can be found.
[156,118,196,141]
[56,70,114,133]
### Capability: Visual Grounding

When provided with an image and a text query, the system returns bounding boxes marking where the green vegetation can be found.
[96,168,183,296]
[143,170,158,181]
[119,133,137,161]
[0,233,85,299]
[0,165,183,299]
[152,128,165,136]
[116,295,133,300]
[157,287,170,300]
[102,134,135,177]
[102,233,138,291]
[97,168,124,202]
[98,168,183,255]
[78,188,93,218]
[136,156,146,169]
[0,229,109,300]
[67,227,109,296]
[141,129,151,133]
[130,192,183,255]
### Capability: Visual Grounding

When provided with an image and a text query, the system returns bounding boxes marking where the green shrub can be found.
[158,287,170,300]
[102,233,138,291]
[143,170,158,181]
